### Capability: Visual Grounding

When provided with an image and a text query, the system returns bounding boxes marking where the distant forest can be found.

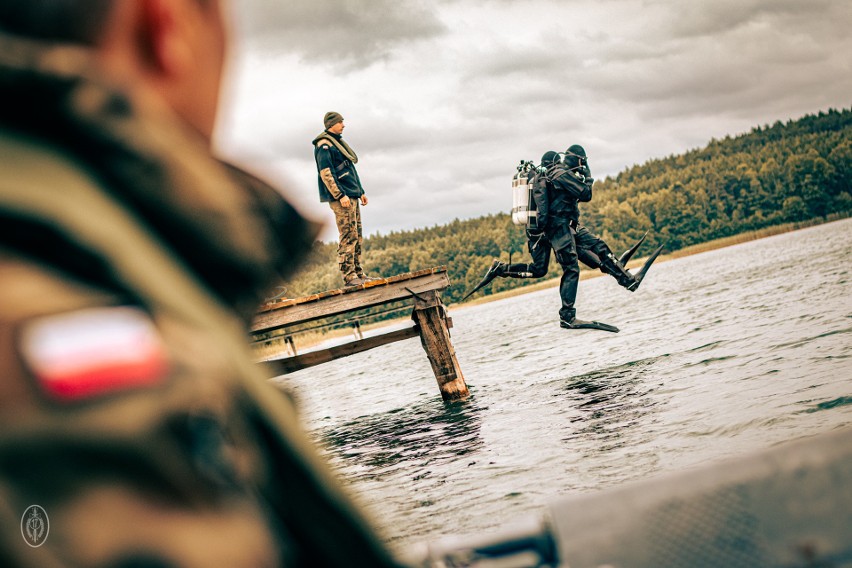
[282,107,852,305]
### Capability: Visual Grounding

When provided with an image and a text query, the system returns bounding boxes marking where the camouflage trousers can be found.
[329,198,363,282]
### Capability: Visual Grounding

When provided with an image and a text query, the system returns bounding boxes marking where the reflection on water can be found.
[317,398,484,483]
[562,357,664,455]
[280,219,852,550]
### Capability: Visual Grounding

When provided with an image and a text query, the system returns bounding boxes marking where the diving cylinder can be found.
[511,160,538,228]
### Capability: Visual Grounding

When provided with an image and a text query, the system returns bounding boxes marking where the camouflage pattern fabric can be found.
[329,198,364,282]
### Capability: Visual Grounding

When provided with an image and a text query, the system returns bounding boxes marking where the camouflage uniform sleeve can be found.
[316,143,345,200]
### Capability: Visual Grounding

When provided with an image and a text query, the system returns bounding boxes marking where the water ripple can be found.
[801,396,852,414]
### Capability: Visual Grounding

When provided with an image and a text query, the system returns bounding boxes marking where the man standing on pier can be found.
[313,112,377,287]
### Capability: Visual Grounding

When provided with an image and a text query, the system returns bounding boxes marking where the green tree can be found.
[782,196,808,221]
[785,150,836,217]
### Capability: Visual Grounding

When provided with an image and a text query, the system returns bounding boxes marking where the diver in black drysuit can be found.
[479,146,655,330]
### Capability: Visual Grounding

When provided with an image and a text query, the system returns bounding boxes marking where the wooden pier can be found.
[251,267,469,401]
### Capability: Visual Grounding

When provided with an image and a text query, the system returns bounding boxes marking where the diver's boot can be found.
[600,254,639,290]
[626,243,665,292]
[619,231,648,265]
[560,316,620,333]
[503,264,535,279]
[462,260,506,301]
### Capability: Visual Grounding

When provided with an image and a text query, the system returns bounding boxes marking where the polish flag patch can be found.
[20,306,170,402]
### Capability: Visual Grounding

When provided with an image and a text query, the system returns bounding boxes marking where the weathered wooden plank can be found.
[260,325,421,376]
[257,267,448,312]
[251,270,449,333]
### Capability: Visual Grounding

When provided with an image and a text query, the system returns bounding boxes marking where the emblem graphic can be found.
[21,505,49,547]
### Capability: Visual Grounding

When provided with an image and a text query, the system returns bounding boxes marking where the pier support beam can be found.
[411,290,469,401]
[254,267,469,402]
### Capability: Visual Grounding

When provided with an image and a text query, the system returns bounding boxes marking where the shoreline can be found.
[254,216,848,356]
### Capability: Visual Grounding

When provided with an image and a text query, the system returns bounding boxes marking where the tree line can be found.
[280,107,851,307]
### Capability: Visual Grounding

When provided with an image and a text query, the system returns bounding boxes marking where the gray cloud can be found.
[656,0,840,39]
[234,0,446,70]
[454,0,852,128]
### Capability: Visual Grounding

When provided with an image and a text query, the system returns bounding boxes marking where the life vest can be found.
[511,160,540,228]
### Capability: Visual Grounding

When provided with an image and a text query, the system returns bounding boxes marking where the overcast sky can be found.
[216,0,852,241]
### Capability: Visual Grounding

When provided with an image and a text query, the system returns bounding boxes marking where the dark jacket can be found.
[0,32,399,568]
[312,131,364,202]
[534,163,594,230]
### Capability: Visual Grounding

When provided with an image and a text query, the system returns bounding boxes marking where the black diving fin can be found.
[560,317,620,333]
[627,243,665,292]
[619,231,648,265]
[462,260,503,301]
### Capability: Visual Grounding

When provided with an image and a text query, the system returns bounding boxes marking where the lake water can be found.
[274,218,852,553]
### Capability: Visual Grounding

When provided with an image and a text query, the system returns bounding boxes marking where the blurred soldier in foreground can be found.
[0,1,399,566]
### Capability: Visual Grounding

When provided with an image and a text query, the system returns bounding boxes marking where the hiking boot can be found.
[344,277,366,287]
[357,273,382,283]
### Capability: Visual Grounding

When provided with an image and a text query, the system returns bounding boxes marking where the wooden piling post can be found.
[410,290,469,401]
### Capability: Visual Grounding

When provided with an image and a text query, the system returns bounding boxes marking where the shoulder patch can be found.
[19,306,170,402]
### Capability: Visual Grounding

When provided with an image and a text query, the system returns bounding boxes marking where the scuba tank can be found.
[511,160,540,228]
